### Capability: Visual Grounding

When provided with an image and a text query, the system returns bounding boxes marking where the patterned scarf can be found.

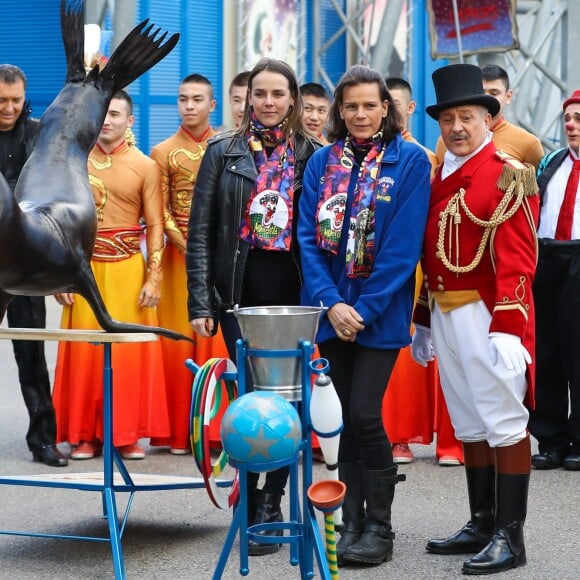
[238,112,295,251]
[316,132,385,278]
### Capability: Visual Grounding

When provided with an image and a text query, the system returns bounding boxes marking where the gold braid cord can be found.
[437,164,537,274]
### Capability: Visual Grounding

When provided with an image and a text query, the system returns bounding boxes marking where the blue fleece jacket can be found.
[298,133,431,348]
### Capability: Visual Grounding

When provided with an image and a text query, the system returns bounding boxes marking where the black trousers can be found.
[220,310,289,494]
[318,338,399,470]
[6,295,57,452]
[529,239,580,455]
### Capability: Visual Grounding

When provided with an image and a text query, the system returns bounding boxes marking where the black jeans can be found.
[6,295,57,452]
[529,239,580,454]
[220,310,290,494]
[318,338,399,470]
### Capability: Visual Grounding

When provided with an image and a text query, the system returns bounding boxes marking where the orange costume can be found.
[150,125,228,451]
[382,129,462,462]
[435,117,544,169]
[53,141,170,447]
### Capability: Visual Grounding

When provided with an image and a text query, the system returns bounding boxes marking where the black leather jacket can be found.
[186,130,320,320]
[0,105,39,192]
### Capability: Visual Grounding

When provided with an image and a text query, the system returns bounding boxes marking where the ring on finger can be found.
[342,327,350,335]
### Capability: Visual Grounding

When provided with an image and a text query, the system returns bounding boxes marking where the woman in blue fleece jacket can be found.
[298,65,430,567]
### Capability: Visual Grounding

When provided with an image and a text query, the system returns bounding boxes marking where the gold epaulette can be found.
[495,150,539,196]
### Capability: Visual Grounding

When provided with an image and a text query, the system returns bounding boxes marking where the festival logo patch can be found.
[248,189,289,243]
[317,192,348,245]
[376,176,394,202]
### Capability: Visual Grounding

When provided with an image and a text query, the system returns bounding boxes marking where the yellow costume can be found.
[150,125,228,450]
[53,141,170,447]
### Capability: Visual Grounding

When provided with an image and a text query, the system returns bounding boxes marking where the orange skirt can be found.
[381,265,463,461]
[153,245,229,449]
[53,254,171,447]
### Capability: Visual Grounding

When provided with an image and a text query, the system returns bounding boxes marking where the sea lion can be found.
[0,0,187,341]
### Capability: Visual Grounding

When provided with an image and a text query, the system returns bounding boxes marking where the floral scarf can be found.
[238,112,295,251]
[316,131,385,278]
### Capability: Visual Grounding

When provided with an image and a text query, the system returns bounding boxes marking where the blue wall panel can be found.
[0,0,65,119]
[410,0,447,152]
[137,0,223,152]
[320,0,347,90]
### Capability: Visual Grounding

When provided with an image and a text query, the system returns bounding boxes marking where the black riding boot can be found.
[427,441,495,555]
[427,465,495,554]
[248,490,283,556]
[463,473,529,575]
[463,437,530,575]
[336,462,365,566]
[245,482,258,527]
[343,465,405,565]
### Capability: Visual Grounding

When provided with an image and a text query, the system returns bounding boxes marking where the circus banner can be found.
[427,0,519,59]
[243,0,298,71]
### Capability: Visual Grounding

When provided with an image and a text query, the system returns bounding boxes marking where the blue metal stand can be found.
[212,339,331,580]
[0,334,226,580]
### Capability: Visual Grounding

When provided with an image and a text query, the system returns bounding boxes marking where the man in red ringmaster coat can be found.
[411,64,539,576]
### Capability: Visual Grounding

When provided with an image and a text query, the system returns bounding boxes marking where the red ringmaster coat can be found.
[413,142,540,408]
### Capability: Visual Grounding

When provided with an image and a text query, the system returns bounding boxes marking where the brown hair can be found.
[328,65,402,143]
[238,58,305,139]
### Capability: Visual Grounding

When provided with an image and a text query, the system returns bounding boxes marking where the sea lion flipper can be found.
[99,19,179,94]
[75,264,192,343]
[60,0,86,84]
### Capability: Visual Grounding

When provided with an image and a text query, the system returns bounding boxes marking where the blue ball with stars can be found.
[221,392,302,471]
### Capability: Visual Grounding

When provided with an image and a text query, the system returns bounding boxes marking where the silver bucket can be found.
[232,305,325,401]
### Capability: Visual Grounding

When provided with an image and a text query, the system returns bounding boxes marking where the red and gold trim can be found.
[93,227,143,262]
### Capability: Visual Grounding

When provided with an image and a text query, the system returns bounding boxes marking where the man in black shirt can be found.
[0,64,67,467]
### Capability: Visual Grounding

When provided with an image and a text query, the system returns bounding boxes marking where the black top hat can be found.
[426,64,500,120]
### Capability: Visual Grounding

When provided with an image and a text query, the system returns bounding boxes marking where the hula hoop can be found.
[190,358,218,473]
[190,358,239,509]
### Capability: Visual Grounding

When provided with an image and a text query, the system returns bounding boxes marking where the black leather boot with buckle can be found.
[336,462,365,566]
[343,465,405,566]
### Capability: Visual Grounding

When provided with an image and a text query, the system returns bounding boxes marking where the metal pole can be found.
[451,0,464,63]
[369,0,405,74]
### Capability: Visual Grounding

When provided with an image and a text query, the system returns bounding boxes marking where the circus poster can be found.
[427,0,519,59]
[243,0,298,71]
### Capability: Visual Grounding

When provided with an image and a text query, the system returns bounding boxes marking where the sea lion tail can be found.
[99,318,194,343]
[60,0,86,84]
[99,20,179,94]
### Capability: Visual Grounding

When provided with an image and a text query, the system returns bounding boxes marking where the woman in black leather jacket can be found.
[186,58,320,556]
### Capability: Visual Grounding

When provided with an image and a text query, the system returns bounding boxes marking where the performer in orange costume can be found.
[382,77,462,466]
[150,74,228,454]
[53,91,170,460]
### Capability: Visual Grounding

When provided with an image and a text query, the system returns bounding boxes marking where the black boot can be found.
[248,490,283,556]
[462,473,529,575]
[343,465,405,565]
[336,462,365,566]
[236,482,257,529]
[427,465,495,555]
[246,483,258,526]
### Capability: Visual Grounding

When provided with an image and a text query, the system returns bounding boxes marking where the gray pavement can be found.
[0,299,577,579]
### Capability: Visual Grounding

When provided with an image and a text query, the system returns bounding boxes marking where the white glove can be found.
[411,324,434,367]
[488,332,531,374]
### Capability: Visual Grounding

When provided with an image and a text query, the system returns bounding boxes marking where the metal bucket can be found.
[232,305,325,401]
